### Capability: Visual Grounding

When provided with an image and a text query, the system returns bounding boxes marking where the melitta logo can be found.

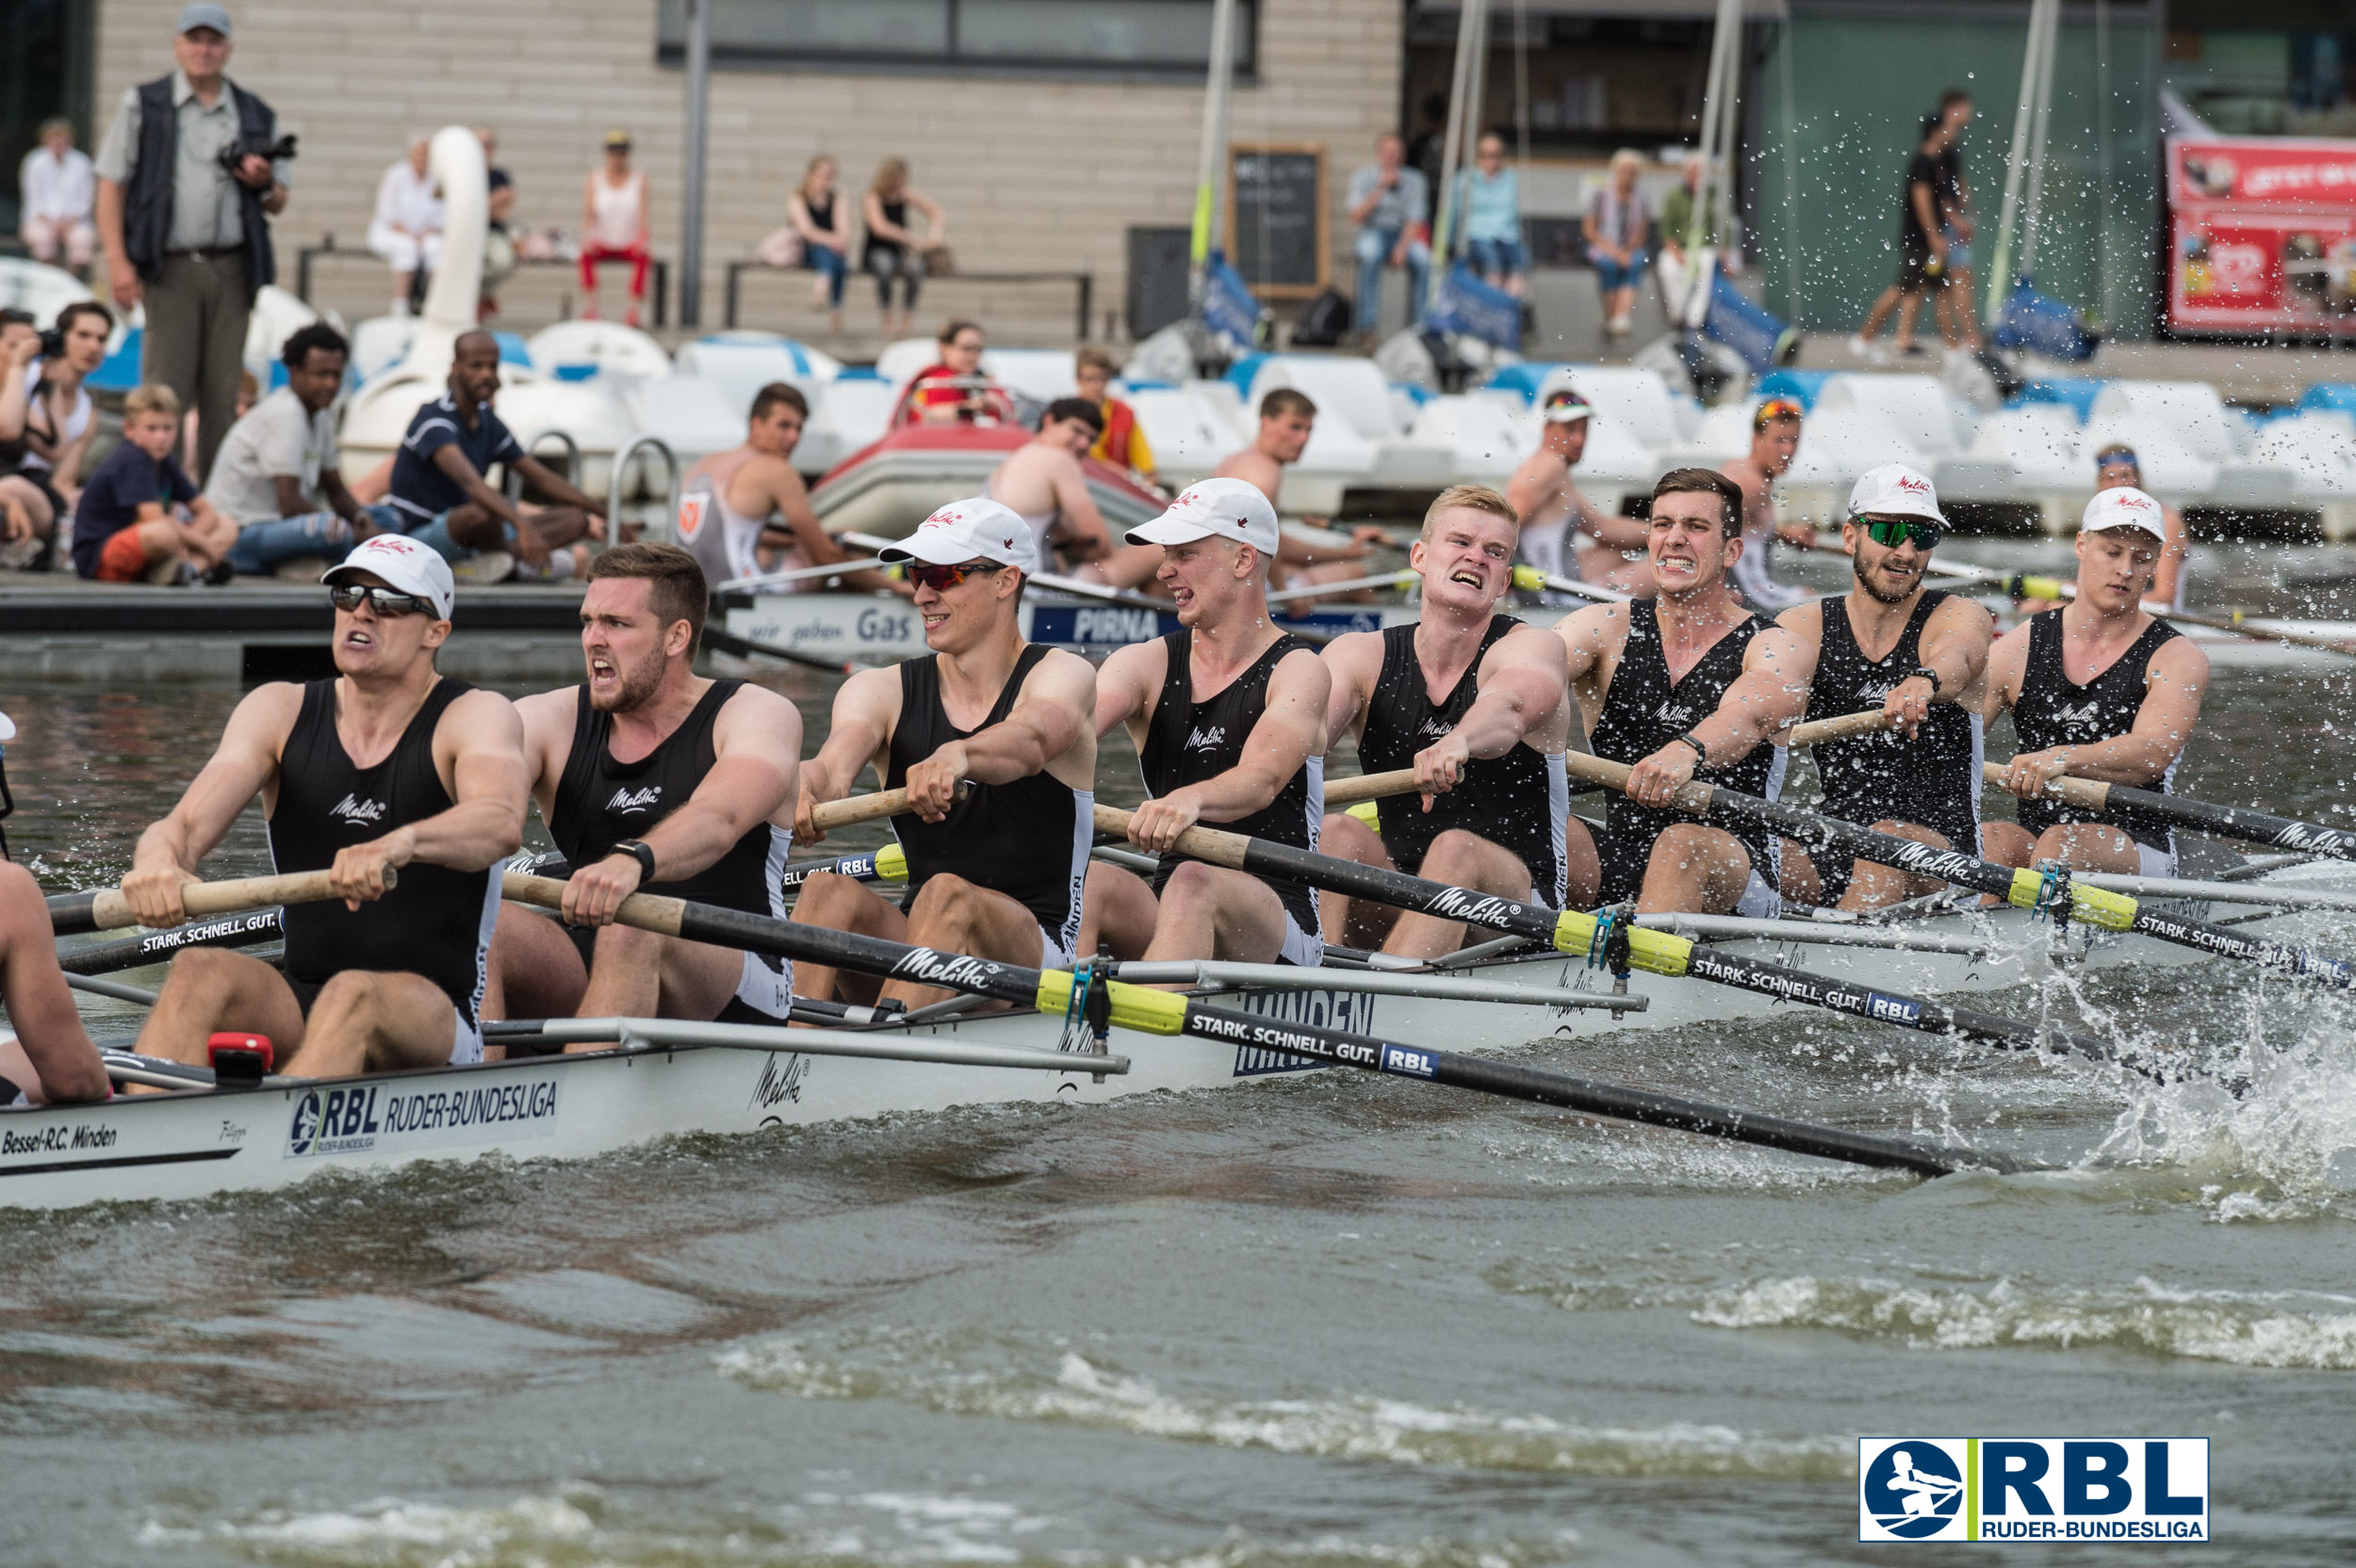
[607,785,663,814]
[2049,701,2102,727]
[1186,724,1227,751]
[891,947,997,991]
[1892,474,1931,495]
[1426,886,1518,930]
[1857,1437,2208,1543]
[1415,715,1454,739]
[1654,702,1696,727]
[330,792,389,825]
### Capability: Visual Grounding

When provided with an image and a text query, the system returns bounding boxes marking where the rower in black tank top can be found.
[1804,591,1983,860]
[887,645,1092,963]
[1589,598,1788,906]
[270,678,499,1054]
[548,678,794,1021]
[1358,618,1570,907]
[1137,629,1324,941]
[2012,611,2183,855]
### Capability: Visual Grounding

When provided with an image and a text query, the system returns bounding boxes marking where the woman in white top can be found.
[580,130,652,327]
[788,156,852,335]
[17,119,95,271]
[1583,149,1651,338]
[0,301,111,570]
[366,137,445,317]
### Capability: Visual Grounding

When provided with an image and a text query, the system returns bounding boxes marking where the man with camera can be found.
[93,3,291,484]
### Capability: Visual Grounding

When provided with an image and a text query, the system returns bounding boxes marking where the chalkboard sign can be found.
[1228,142,1327,300]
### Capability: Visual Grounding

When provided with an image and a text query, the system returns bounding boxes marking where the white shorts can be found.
[1039,923,1077,972]
[1733,867,1783,920]
[1275,909,1324,968]
[2136,840,2178,879]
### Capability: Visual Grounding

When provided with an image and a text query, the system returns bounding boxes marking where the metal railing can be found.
[610,433,681,545]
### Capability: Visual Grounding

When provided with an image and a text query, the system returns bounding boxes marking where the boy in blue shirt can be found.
[71,384,237,583]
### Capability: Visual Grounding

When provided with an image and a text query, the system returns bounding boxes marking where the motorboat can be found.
[806,422,1166,540]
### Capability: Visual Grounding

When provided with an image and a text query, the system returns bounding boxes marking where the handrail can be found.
[611,433,681,545]
[505,428,584,500]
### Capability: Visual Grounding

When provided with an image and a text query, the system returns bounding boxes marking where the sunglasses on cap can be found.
[906,560,1006,592]
[329,584,434,617]
[1857,515,1941,551]
[2095,447,2139,470]
[1753,397,1805,430]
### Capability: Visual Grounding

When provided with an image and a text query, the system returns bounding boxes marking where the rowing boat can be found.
[12,850,2309,1210]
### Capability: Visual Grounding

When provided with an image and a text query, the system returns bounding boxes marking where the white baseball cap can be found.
[1125,476,1281,556]
[323,534,456,619]
[877,498,1034,569]
[1542,389,1595,424]
[1848,463,1946,525]
[2080,484,2168,542]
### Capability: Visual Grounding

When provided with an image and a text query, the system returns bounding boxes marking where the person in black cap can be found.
[93,3,287,483]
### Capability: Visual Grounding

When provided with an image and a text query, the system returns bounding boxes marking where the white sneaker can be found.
[451,549,515,583]
[0,535,42,571]
[1849,334,1890,366]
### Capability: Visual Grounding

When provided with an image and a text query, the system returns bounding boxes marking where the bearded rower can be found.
[790,499,1097,1011]
[1554,468,1808,915]
[1317,484,1575,957]
[1083,478,1331,967]
[1503,387,1648,594]
[483,545,803,1042]
[1774,466,1993,911]
[1983,487,2209,878]
[1722,395,1815,613]
[123,536,529,1076]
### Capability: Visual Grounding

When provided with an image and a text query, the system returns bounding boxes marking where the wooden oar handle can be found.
[68,868,396,936]
[810,781,971,832]
[1562,750,1714,815]
[1090,802,1252,871]
[1980,760,2112,811]
[501,871,689,937]
[1320,769,1421,808]
[1785,709,1892,749]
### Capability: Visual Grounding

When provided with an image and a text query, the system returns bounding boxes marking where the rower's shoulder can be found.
[1020,645,1099,697]
[2148,622,2211,682]
[1490,617,1569,669]
[1772,596,1824,640]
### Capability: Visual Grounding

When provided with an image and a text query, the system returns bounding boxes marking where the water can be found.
[3,642,2355,1565]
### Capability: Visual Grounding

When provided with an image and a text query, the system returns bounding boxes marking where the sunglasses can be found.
[1753,397,1806,430]
[329,584,434,617]
[906,560,1006,593]
[1858,516,1942,551]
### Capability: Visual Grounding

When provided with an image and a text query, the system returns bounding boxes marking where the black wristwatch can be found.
[1676,730,1709,764]
[1908,665,1942,697]
[610,839,658,883]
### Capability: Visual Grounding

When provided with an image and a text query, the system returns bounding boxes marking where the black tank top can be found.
[866,197,908,259]
[1359,617,1569,907]
[805,192,835,231]
[270,678,498,1026]
[887,646,1090,955]
[2012,611,2183,852]
[1589,598,1787,869]
[1804,591,1981,852]
[1137,629,1323,933]
[550,679,790,917]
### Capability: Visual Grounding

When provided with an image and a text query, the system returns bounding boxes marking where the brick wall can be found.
[96,0,1401,340]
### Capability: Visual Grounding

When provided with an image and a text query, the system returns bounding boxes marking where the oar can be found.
[57,907,286,975]
[499,871,2026,1176]
[834,531,1182,614]
[1786,709,1895,749]
[781,843,908,892]
[1510,564,1632,604]
[45,869,391,939]
[1919,558,2356,658]
[699,621,861,677]
[1557,751,2356,990]
[1980,762,2356,866]
[1266,568,1418,605]
[1087,803,2175,1083]
[809,781,969,833]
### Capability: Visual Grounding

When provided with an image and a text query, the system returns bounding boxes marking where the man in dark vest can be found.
[94,3,286,483]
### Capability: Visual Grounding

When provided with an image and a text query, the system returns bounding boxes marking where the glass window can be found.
[659,0,1253,77]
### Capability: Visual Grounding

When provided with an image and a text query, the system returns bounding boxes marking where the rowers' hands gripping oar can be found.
[796,780,973,847]
[45,868,397,938]
[1981,761,2356,867]
[1560,748,2356,990]
[1086,802,2177,1083]
[497,870,2029,1177]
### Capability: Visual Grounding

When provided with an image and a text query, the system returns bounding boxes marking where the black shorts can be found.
[1896,236,1949,292]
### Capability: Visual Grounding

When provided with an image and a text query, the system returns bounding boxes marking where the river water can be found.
[3,579,2355,1564]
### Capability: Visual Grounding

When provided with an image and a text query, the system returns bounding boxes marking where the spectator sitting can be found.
[0,301,111,570]
[581,129,651,327]
[203,321,375,577]
[861,158,943,339]
[787,155,850,335]
[902,318,1011,426]
[1074,346,1155,484]
[70,384,237,584]
[368,136,443,318]
[1458,134,1527,298]
[1656,156,1738,319]
[364,328,609,582]
[479,126,516,317]
[1347,133,1431,349]
[1584,150,1650,338]
[18,119,96,273]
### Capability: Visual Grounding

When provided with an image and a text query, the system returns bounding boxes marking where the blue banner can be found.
[1700,274,1798,374]
[1201,251,1265,348]
[1990,279,2096,361]
[1426,264,1522,349]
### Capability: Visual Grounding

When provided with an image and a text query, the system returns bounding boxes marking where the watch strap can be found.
[611,839,658,883]
[1676,730,1709,764]
[1909,664,1942,696]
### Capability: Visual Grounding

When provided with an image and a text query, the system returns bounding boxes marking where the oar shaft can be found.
[1786,709,1893,749]
[46,870,385,938]
[57,907,286,976]
[1924,561,2356,656]
[810,782,968,832]
[1317,769,1422,808]
[1981,762,2356,863]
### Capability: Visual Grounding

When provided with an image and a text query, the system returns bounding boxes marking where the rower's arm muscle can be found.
[960,652,1093,782]
[1693,627,1812,759]
[761,463,901,594]
[1317,630,1382,750]
[1094,640,1160,742]
[1462,629,1570,757]
[1920,595,1995,700]
[2067,638,2210,786]
[1188,650,1330,823]
[133,683,298,873]
[808,667,897,801]
[415,692,529,871]
[640,688,802,877]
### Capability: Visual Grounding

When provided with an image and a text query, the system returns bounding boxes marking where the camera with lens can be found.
[217,131,299,179]
[36,326,64,361]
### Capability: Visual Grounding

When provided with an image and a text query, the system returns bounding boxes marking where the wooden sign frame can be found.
[1225,140,1329,300]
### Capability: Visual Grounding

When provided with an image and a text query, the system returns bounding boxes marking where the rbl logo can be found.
[1858,1437,2209,1544]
